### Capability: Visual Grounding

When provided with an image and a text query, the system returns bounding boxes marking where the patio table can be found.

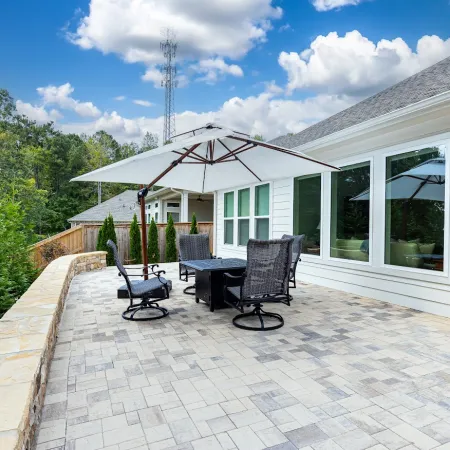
[182,258,247,312]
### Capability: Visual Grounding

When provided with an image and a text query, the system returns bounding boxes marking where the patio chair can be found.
[223,238,293,331]
[178,234,213,296]
[107,240,172,321]
[282,234,305,288]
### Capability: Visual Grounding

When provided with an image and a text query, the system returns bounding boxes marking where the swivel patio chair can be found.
[282,234,305,288]
[178,234,213,296]
[107,240,172,321]
[223,238,293,331]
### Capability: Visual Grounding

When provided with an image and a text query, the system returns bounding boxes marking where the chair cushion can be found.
[118,277,172,299]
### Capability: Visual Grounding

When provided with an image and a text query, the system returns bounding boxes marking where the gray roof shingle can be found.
[69,190,140,223]
[270,56,450,149]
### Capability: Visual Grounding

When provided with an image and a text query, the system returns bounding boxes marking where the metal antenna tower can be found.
[160,28,178,143]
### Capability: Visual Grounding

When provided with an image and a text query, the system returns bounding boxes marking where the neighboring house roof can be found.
[69,190,140,223]
[270,56,450,149]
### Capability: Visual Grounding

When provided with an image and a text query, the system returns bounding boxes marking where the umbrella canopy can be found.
[72,123,339,272]
[352,158,445,202]
[72,124,339,192]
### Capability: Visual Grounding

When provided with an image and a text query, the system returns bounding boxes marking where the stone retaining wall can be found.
[0,252,107,450]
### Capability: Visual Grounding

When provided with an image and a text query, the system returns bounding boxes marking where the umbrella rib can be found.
[215,142,255,163]
[228,135,340,171]
[172,150,206,163]
[410,175,432,200]
[217,139,262,182]
[146,142,203,189]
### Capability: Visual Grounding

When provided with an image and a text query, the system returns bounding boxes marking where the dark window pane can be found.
[255,218,269,240]
[331,162,370,262]
[224,192,234,218]
[238,188,250,217]
[255,184,270,216]
[385,146,445,271]
[294,174,321,255]
[224,220,234,244]
[238,219,250,246]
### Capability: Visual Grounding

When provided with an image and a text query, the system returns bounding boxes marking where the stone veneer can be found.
[0,252,106,450]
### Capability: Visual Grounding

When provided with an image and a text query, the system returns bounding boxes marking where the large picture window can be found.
[330,161,371,262]
[224,191,234,244]
[293,174,321,255]
[255,184,270,240]
[238,188,250,246]
[385,146,446,271]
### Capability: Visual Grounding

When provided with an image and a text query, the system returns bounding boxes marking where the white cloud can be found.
[37,83,101,117]
[279,24,292,32]
[312,0,364,11]
[114,95,126,101]
[58,91,353,144]
[133,99,154,107]
[279,31,450,96]
[67,0,282,65]
[15,100,63,124]
[141,67,163,88]
[190,58,244,84]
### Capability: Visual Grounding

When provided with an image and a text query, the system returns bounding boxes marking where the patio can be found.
[35,263,450,450]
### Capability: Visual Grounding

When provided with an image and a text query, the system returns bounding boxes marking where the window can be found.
[155,202,159,208]
[169,212,180,223]
[224,192,234,244]
[385,146,446,272]
[255,184,270,240]
[330,161,371,262]
[155,212,159,223]
[238,188,250,246]
[147,213,150,222]
[167,202,179,208]
[294,174,321,255]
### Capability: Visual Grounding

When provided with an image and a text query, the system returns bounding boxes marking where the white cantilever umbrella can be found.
[72,123,339,270]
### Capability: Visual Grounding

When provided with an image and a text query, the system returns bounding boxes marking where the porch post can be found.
[139,185,149,280]
[180,191,189,222]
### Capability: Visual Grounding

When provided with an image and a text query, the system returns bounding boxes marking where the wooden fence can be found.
[30,225,84,269]
[30,222,214,268]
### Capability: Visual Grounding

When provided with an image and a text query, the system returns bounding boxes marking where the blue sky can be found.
[1,0,450,143]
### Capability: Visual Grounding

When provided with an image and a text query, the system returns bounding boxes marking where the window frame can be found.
[223,191,235,245]
[254,183,271,241]
[222,182,272,248]
[329,157,374,266]
[381,140,449,277]
[237,188,250,247]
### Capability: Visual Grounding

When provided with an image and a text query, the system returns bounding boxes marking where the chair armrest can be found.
[223,272,246,287]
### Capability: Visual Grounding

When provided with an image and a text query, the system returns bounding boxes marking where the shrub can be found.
[40,241,69,265]
[0,201,35,318]
[165,213,177,262]
[96,214,117,266]
[129,213,142,264]
[189,212,198,234]
[148,217,160,263]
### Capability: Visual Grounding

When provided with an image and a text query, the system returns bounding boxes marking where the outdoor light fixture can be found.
[137,187,149,205]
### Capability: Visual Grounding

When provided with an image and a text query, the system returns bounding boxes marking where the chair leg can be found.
[183,284,196,295]
[232,305,284,331]
[122,300,169,321]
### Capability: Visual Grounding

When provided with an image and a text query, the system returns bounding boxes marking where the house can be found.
[214,56,450,317]
[69,188,213,226]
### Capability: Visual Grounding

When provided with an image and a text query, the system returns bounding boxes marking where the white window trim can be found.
[328,156,374,266]
[291,173,323,259]
[222,181,272,248]
[380,138,449,278]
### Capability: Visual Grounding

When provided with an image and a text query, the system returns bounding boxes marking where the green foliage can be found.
[96,221,105,251]
[129,213,142,264]
[96,215,116,265]
[189,213,198,234]
[0,200,35,318]
[165,213,177,263]
[148,217,160,263]
[252,134,264,141]
[141,132,159,152]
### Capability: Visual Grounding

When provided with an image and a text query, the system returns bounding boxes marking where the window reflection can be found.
[385,146,445,271]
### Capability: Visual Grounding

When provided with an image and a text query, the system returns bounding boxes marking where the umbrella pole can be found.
[139,185,149,280]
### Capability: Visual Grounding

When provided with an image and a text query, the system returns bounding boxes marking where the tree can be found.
[141,132,158,152]
[0,200,35,317]
[96,219,106,251]
[165,213,177,262]
[96,215,116,265]
[190,212,198,234]
[129,213,142,264]
[252,134,264,141]
[148,217,160,263]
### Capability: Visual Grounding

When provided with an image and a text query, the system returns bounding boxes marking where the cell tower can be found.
[160,28,178,143]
